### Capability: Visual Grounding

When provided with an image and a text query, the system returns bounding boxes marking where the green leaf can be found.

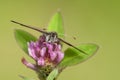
[47,11,64,38]
[19,75,34,80]
[14,29,37,54]
[59,44,99,67]
[47,68,58,80]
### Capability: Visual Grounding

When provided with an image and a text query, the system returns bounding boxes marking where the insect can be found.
[11,20,87,55]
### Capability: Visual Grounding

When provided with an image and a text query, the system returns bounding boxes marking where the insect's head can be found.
[44,32,59,43]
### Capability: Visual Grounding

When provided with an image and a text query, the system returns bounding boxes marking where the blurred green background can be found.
[0,0,120,80]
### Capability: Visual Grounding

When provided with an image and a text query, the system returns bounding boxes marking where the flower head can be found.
[22,35,64,72]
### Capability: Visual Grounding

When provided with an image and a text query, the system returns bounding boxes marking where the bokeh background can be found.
[0,0,120,80]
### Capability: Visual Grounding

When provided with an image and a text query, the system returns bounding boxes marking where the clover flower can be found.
[22,35,64,75]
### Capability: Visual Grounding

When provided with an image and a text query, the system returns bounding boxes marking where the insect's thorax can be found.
[43,32,59,43]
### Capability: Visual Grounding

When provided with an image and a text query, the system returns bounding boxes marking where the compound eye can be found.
[46,35,50,42]
[51,33,55,37]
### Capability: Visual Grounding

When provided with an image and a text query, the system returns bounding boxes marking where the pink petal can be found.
[28,47,37,60]
[46,43,53,51]
[21,58,37,70]
[37,57,45,66]
[40,47,46,57]
[50,51,57,61]
[39,35,45,42]
[28,42,37,60]
[54,44,61,51]
[35,41,40,52]
[56,51,64,63]
[58,45,61,50]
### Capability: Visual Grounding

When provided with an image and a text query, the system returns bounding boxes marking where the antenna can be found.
[11,20,48,34]
[58,38,87,55]
[11,20,87,55]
